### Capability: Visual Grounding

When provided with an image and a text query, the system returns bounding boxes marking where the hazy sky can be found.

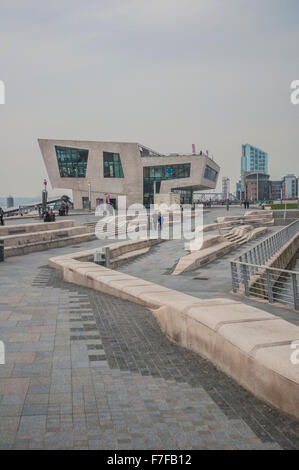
[0,0,298,197]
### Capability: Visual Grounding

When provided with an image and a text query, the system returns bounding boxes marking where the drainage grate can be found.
[193,277,209,280]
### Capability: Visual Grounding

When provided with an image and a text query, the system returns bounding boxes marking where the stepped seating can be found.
[173,225,269,275]
[224,225,268,245]
[2,221,96,257]
[0,219,78,236]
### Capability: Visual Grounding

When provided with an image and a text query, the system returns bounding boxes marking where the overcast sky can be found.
[0,0,298,197]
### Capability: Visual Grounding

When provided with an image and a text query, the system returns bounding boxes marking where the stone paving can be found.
[0,242,299,450]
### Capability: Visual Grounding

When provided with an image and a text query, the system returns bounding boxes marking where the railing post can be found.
[230,262,239,293]
[242,264,249,296]
[266,269,274,303]
[292,273,298,311]
[253,247,258,267]
[249,251,254,274]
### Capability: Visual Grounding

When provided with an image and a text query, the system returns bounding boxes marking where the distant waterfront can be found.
[0,196,39,209]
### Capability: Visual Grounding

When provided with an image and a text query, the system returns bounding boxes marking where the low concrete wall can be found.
[0,220,77,236]
[5,233,96,257]
[49,244,299,421]
[3,226,88,248]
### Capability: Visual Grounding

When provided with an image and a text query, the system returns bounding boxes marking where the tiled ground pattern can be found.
[0,260,298,450]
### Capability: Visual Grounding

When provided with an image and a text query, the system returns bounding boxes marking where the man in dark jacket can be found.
[0,207,4,226]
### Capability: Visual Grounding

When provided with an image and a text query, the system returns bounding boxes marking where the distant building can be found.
[281,174,297,199]
[6,195,14,208]
[241,144,268,194]
[222,177,230,198]
[235,181,241,200]
[269,181,282,201]
[245,172,270,201]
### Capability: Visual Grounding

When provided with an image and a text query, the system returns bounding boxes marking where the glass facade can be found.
[241,144,268,191]
[204,165,218,182]
[55,146,88,178]
[143,163,190,206]
[103,152,124,178]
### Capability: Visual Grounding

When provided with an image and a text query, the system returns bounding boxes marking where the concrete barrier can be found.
[48,243,299,421]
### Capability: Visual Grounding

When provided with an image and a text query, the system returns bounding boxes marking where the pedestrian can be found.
[49,208,55,222]
[0,207,4,226]
[158,212,163,230]
[65,202,69,216]
[44,208,51,222]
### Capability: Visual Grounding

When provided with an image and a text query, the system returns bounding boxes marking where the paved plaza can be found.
[0,236,299,450]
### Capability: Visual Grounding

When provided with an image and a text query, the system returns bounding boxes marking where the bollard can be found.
[0,239,4,262]
[94,251,106,266]
[104,247,110,268]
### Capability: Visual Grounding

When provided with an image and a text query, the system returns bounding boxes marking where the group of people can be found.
[243,200,250,209]
[58,202,69,216]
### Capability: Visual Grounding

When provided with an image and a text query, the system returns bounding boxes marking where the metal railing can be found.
[230,219,299,310]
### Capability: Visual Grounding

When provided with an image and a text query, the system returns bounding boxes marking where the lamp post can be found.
[226,178,230,211]
[41,179,47,217]
[88,183,91,211]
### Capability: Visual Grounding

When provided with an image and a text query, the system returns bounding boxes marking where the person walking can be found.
[65,202,69,216]
[158,212,163,230]
[0,207,4,226]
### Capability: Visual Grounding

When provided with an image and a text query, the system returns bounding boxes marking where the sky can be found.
[0,0,298,197]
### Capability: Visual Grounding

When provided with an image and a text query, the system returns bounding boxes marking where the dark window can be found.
[103,152,124,178]
[204,165,218,182]
[55,146,88,178]
[143,163,190,206]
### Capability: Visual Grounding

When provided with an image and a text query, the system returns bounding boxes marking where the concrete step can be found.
[110,247,150,268]
[0,219,78,236]
[4,232,96,257]
[2,225,89,247]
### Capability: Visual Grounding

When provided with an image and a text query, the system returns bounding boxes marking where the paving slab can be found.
[0,236,298,449]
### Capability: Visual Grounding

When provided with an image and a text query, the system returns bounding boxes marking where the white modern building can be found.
[38,139,220,209]
[282,174,298,199]
[222,177,230,198]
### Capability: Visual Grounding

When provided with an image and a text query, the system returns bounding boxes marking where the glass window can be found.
[143,163,191,206]
[204,165,218,182]
[103,152,124,178]
[55,146,88,178]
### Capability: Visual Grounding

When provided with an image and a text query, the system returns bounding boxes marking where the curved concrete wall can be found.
[48,242,299,421]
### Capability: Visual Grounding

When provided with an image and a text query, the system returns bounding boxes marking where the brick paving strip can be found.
[0,250,298,449]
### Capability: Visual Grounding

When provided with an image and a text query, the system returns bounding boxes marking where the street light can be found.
[88,182,91,211]
[41,179,48,217]
[226,178,230,211]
